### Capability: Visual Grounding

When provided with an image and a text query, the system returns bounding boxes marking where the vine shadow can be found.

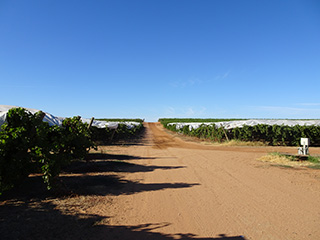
[0,157,243,240]
[0,197,246,240]
[65,157,184,175]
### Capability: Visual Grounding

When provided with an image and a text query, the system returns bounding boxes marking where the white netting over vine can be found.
[0,105,140,129]
[168,119,320,131]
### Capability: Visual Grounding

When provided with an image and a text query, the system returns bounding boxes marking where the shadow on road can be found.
[0,151,244,240]
[66,156,183,174]
[0,153,204,239]
[0,197,246,240]
[57,153,192,196]
[1,152,193,198]
[58,173,199,196]
[86,152,155,161]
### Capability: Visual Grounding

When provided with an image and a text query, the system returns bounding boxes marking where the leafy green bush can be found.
[0,108,42,193]
[0,108,94,194]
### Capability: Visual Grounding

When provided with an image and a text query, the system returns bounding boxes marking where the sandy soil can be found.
[1,122,320,240]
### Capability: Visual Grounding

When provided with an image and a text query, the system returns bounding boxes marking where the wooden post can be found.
[109,128,117,143]
[220,124,229,141]
[88,117,94,129]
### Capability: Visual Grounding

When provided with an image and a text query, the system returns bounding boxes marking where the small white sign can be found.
[301,138,310,146]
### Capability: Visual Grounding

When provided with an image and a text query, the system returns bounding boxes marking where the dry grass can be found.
[201,139,267,147]
[220,140,266,146]
[258,153,317,168]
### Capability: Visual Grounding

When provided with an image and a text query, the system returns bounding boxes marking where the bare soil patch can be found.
[1,122,320,240]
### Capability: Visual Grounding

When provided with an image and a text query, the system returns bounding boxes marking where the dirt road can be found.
[86,123,320,240]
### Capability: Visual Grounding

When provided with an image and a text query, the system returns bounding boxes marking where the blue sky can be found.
[1,0,319,121]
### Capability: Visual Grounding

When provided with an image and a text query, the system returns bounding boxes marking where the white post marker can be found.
[298,138,310,155]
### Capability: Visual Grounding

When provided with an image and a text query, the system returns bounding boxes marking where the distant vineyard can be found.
[91,121,144,143]
[159,118,320,146]
[97,118,144,123]
[159,118,245,125]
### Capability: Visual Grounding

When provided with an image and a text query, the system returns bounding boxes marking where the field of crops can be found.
[159,118,320,146]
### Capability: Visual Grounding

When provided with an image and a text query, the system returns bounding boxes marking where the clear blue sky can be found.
[1,0,319,121]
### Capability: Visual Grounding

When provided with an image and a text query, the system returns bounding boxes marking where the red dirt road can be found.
[91,123,320,240]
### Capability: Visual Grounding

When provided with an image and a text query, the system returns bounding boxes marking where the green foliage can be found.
[91,122,144,143]
[158,118,246,127]
[160,119,320,146]
[114,123,143,140]
[0,108,45,193]
[97,118,144,123]
[307,155,320,164]
[0,108,95,194]
[61,117,95,159]
[229,124,320,146]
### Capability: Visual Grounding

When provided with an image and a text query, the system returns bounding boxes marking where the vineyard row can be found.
[160,119,320,146]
